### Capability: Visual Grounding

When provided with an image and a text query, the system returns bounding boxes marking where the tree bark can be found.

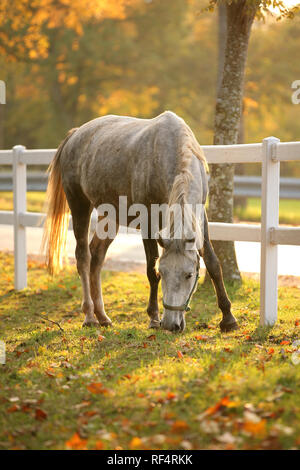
[207,0,258,282]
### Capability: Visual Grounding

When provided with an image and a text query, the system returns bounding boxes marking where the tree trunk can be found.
[207,0,258,282]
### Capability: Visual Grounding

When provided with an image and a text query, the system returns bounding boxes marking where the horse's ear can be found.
[156,231,170,249]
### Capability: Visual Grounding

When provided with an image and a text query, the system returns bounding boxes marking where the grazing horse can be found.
[42,111,238,332]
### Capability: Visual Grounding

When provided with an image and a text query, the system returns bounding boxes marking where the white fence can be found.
[0,136,300,326]
[1,173,300,199]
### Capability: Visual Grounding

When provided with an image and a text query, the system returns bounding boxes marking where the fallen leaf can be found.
[243,419,266,435]
[45,368,56,378]
[7,404,20,413]
[65,432,87,450]
[129,437,143,449]
[166,392,176,401]
[217,432,236,444]
[204,396,233,416]
[74,401,91,409]
[35,408,47,421]
[180,440,193,450]
[200,420,220,434]
[83,410,98,417]
[147,334,156,341]
[9,397,19,402]
[94,440,104,450]
[194,335,208,341]
[171,420,189,432]
[87,382,103,394]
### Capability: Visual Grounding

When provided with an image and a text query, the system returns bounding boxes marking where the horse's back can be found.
[60,112,206,207]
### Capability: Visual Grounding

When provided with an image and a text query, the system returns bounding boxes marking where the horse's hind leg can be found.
[142,239,161,329]
[89,229,118,326]
[201,211,238,332]
[66,188,97,327]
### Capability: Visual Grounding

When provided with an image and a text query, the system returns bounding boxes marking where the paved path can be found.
[0,224,300,276]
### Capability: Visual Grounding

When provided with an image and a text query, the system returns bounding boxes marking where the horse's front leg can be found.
[89,232,116,327]
[202,211,238,332]
[143,238,161,329]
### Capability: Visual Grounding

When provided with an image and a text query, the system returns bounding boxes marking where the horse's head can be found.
[157,234,200,332]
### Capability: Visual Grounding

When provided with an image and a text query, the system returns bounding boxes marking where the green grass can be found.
[235,197,300,226]
[0,252,300,450]
[1,192,299,225]
[0,191,46,213]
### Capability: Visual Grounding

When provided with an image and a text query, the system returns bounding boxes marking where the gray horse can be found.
[42,111,238,333]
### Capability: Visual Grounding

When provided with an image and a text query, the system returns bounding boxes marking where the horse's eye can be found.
[185,272,193,279]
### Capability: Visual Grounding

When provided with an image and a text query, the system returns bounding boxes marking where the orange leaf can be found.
[194,335,208,341]
[268,348,275,355]
[204,396,231,416]
[84,410,98,417]
[45,368,56,378]
[35,408,47,421]
[129,437,143,449]
[147,334,156,341]
[163,411,176,420]
[280,340,290,345]
[66,432,87,450]
[243,419,266,436]
[94,440,104,450]
[87,382,103,394]
[98,335,105,342]
[7,404,20,413]
[177,351,184,359]
[166,392,176,400]
[171,420,189,433]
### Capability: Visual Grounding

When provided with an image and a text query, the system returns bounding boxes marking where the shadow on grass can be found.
[1,267,274,394]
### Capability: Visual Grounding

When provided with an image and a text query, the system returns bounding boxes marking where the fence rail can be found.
[1,172,299,199]
[0,138,300,326]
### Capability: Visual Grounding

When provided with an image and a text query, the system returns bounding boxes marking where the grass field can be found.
[234,198,300,226]
[1,192,299,225]
[0,252,300,450]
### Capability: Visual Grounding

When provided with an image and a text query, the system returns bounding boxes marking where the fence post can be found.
[260,136,280,326]
[13,145,27,290]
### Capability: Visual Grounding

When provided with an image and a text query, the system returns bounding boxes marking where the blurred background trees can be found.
[1,0,298,160]
[0,0,300,277]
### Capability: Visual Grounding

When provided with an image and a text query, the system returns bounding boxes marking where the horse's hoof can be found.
[148,319,161,329]
[219,317,239,333]
[82,320,99,328]
[99,320,113,327]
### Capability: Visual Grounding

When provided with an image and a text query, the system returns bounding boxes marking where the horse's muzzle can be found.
[161,312,186,332]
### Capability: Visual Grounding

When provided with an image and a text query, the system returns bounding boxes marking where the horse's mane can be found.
[166,123,208,253]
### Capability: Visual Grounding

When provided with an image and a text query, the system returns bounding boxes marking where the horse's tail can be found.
[41,128,78,274]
